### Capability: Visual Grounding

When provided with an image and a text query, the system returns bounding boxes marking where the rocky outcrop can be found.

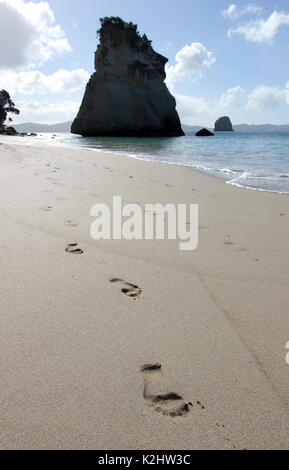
[195,128,214,137]
[0,124,37,137]
[214,116,234,132]
[72,17,184,137]
[0,124,17,135]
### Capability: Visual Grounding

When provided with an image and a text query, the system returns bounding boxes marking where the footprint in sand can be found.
[141,363,192,418]
[110,278,142,298]
[66,220,79,228]
[66,243,83,255]
[224,235,235,245]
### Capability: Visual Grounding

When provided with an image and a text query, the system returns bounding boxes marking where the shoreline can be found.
[2,133,289,196]
[0,138,289,449]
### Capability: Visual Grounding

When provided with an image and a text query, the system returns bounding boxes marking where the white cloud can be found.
[0,0,71,70]
[228,10,289,43]
[218,86,247,108]
[0,2,34,69]
[244,4,263,15]
[222,4,238,20]
[222,3,262,20]
[175,92,210,121]
[247,85,285,109]
[166,42,216,84]
[0,69,90,94]
[172,82,289,125]
[174,86,247,124]
[14,100,80,124]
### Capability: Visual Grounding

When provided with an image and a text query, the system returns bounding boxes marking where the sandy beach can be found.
[0,136,288,450]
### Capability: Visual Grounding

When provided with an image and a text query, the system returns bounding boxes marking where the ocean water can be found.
[22,131,289,194]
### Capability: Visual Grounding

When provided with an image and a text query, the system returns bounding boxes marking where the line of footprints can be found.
[65,242,193,418]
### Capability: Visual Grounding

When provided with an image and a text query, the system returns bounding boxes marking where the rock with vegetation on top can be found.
[214,116,234,132]
[195,128,214,137]
[0,124,18,135]
[72,17,184,137]
[0,89,20,136]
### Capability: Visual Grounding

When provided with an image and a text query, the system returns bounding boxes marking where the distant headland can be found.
[13,121,289,135]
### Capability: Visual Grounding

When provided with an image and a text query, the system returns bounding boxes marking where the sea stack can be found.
[214,116,234,132]
[72,17,184,137]
[195,128,214,137]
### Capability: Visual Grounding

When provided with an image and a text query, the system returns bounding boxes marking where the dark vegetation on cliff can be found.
[0,90,19,135]
[97,17,152,49]
[0,90,37,136]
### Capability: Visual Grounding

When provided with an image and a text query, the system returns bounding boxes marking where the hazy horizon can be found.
[13,120,289,128]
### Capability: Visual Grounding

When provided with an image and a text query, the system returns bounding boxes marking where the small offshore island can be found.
[72,17,184,137]
[214,116,234,132]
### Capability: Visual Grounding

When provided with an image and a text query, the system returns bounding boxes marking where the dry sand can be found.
[0,136,288,450]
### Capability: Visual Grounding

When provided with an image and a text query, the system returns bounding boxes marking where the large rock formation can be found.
[195,128,214,137]
[72,17,184,137]
[214,116,234,132]
[0,123,36,137]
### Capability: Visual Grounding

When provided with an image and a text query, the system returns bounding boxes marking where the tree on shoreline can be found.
[0,90,20,127]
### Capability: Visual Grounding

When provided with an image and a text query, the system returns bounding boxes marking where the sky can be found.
[0,0,289,126]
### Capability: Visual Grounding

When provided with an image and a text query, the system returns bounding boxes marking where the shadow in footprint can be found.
[66,220,79,228]
[110,278,142,298]
[141,363,191,418]
[66,243,83,255]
